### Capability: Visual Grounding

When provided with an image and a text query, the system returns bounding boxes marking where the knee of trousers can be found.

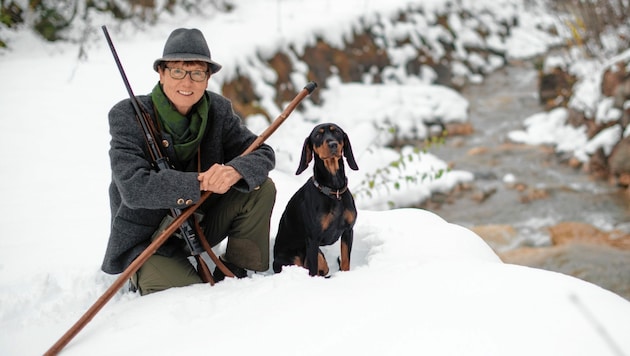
[225,178,276,271]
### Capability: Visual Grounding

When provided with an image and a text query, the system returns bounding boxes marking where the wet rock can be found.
[612,74,630,129]
[472,171,498,180]
[466,146,488,156]
[471,187,497,203]
[538,67,575,108]
[618,173,630,187]
[567,156,582,169]
[586,146,610,180]
[609,136,630,180]
[433,63,453,87]
[500,243,630,300]
[613,75,630,109]
[518,187,549,203]
[445,122,474,136]
[566,107,586,127]
[548,221,630,250]
[601,61,627,97]
[471,224,517,251]
[428,191,450,205]
[499,221,630,300]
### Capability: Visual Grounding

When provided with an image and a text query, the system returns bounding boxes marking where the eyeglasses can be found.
[165,67,209,82]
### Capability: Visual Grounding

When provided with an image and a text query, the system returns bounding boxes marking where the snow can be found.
[1,1,629,355]
[507,107,589,153]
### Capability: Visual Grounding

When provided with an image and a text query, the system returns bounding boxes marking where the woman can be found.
[102,28,276,295]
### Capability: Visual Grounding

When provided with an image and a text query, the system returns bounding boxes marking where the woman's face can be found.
[158,61,209,115]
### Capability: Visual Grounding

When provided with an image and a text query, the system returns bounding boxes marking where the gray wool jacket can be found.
[102,91,275,274]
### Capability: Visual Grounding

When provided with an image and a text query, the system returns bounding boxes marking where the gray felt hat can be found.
[153,28,222,74]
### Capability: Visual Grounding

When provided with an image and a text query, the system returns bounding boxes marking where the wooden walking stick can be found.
[43,26,317,356]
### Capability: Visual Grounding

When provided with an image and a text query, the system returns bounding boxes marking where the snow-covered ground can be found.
[1,1,629,355]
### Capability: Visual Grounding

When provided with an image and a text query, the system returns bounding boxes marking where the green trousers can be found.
[133,178,276,295]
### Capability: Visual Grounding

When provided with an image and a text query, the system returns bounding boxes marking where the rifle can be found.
[42,26,316,355]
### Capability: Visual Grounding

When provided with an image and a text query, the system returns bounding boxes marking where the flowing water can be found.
[428,60,630,248]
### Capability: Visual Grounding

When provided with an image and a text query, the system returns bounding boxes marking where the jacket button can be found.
[185,199,193,205]
[162,139,169,148]
[177,198,185,205]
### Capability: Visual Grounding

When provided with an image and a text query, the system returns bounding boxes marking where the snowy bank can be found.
[5,209,630,356]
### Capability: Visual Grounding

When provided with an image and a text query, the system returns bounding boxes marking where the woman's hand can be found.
[197,164,242,193]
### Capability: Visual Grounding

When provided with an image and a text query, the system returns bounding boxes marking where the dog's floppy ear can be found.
[296,136,313,175]
[343,132,359,170]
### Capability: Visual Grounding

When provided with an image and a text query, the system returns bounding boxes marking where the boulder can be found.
[471,224,517,252]
[609,136,630,178]
[500,243,630,300]
[498,221,630,300]
[548,221,630,250]
[601,61,627,97]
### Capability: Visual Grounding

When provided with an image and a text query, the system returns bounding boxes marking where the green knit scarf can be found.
[151,83,209,163]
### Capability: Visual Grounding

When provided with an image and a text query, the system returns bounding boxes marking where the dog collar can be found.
[311,176,348,200]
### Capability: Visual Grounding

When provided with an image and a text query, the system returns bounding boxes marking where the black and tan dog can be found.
[273,123,359,276]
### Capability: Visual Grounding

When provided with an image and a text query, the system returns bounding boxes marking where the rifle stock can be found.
[43,25,316,355]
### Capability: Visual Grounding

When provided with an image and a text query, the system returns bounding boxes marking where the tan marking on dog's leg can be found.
[293,256,304,267]
[340,241,350,271]
[318,251,329,276]
[344,209,356,225]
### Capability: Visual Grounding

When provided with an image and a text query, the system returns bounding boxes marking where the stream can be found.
[428,60,630,249]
